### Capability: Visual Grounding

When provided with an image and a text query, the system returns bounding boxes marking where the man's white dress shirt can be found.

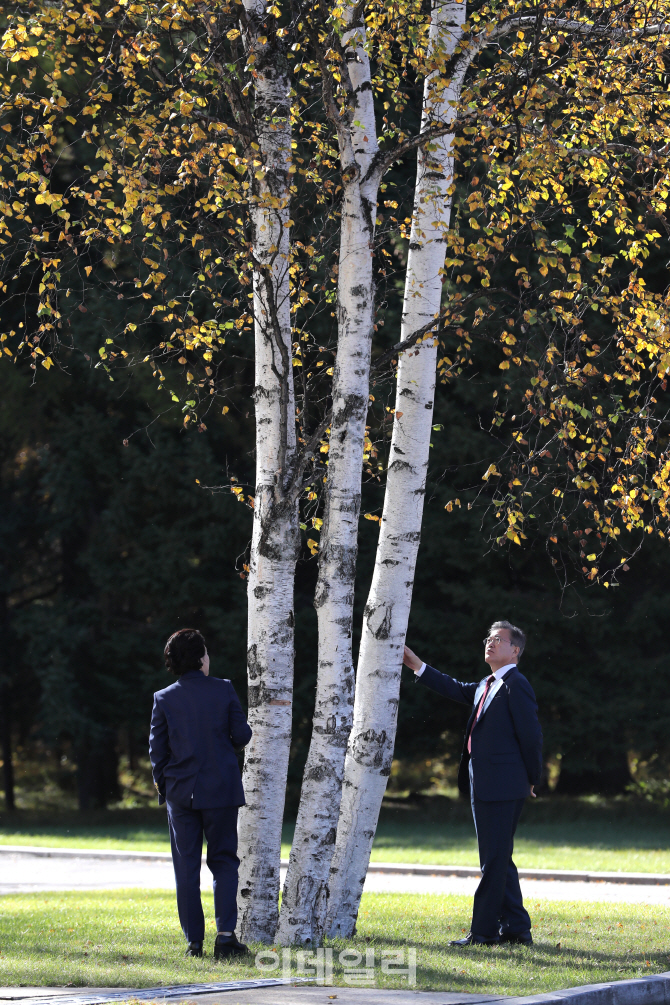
[415,661,517,717]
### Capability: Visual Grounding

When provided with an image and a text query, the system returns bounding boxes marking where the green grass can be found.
[1,890,670,995]
[3,798,670,874]
[365,822,670,874]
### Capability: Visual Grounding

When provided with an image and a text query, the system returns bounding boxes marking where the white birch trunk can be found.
[236,7,298,944]
[325,0,467,938]
[275,9,381,946]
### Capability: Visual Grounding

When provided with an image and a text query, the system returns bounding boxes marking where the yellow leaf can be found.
[499,360,510,370]
[222,406,229,414]
[85,266,93,277]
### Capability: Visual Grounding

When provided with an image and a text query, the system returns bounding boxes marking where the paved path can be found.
[2,852,670,904]
[0,989,505,1005]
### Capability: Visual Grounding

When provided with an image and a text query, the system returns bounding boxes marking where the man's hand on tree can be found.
[403,645,423,672]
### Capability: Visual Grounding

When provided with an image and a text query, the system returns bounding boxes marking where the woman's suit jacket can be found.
[149,670,252,809]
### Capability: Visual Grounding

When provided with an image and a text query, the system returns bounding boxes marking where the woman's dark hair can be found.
[164,629,206,676]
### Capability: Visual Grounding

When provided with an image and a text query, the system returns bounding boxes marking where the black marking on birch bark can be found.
[388,459,414,473]
[247,643,263,680]
[305,757,342,781]
[364,602,392,640]
[332,393,367,426]
[248,681,293,708]
[313,579,328,609]
[393,530,421,543]
[257,503,300,561]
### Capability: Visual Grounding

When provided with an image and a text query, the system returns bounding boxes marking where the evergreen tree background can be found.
[2,319,670,811]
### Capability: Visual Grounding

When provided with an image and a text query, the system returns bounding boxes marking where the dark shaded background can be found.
[1,326,669,814]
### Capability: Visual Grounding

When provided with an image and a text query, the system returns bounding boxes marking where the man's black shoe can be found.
[184,941,203,957]
[500,930,533,946]
[214,933,248,959]
[450,932,499,947]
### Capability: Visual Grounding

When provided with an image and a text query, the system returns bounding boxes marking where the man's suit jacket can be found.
[417,665,542,801]
[149,670,252,809]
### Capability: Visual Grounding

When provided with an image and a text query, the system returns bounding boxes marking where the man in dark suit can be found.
[149,628,252,959]
[404,620,542,947]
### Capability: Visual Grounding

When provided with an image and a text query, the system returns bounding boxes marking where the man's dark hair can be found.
[489,620,526,657]
[164,629,206,676]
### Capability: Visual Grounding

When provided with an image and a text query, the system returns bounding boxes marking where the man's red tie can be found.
[467,675,496,754]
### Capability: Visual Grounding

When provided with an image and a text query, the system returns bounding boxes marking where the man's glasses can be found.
[482,635,505,646]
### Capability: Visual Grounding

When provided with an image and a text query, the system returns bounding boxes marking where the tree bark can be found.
[275,8,381,946]
[236,4,298,944]
[325,0,467,938]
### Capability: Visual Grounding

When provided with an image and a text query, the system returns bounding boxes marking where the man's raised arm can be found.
[403,645,478,705]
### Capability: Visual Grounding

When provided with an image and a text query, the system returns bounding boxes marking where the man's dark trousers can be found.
[470,772,530,939]
[167,801,239,943]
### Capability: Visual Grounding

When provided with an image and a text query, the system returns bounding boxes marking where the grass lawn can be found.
[2,797,670,874]
[1,890,669,995]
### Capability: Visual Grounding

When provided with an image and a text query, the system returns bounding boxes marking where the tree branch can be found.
[370,289,514,376]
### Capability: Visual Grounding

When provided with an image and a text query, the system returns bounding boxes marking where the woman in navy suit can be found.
[149,628,252,958]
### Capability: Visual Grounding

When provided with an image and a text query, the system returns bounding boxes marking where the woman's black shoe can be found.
[184,941,203,957]
[450,932,499,947]
[214,933,248,959]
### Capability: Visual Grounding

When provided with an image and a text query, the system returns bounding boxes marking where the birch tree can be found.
[234,0,297,944]
[325,0,467,937]
[275,0,382,947]
[276,0,475,944]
